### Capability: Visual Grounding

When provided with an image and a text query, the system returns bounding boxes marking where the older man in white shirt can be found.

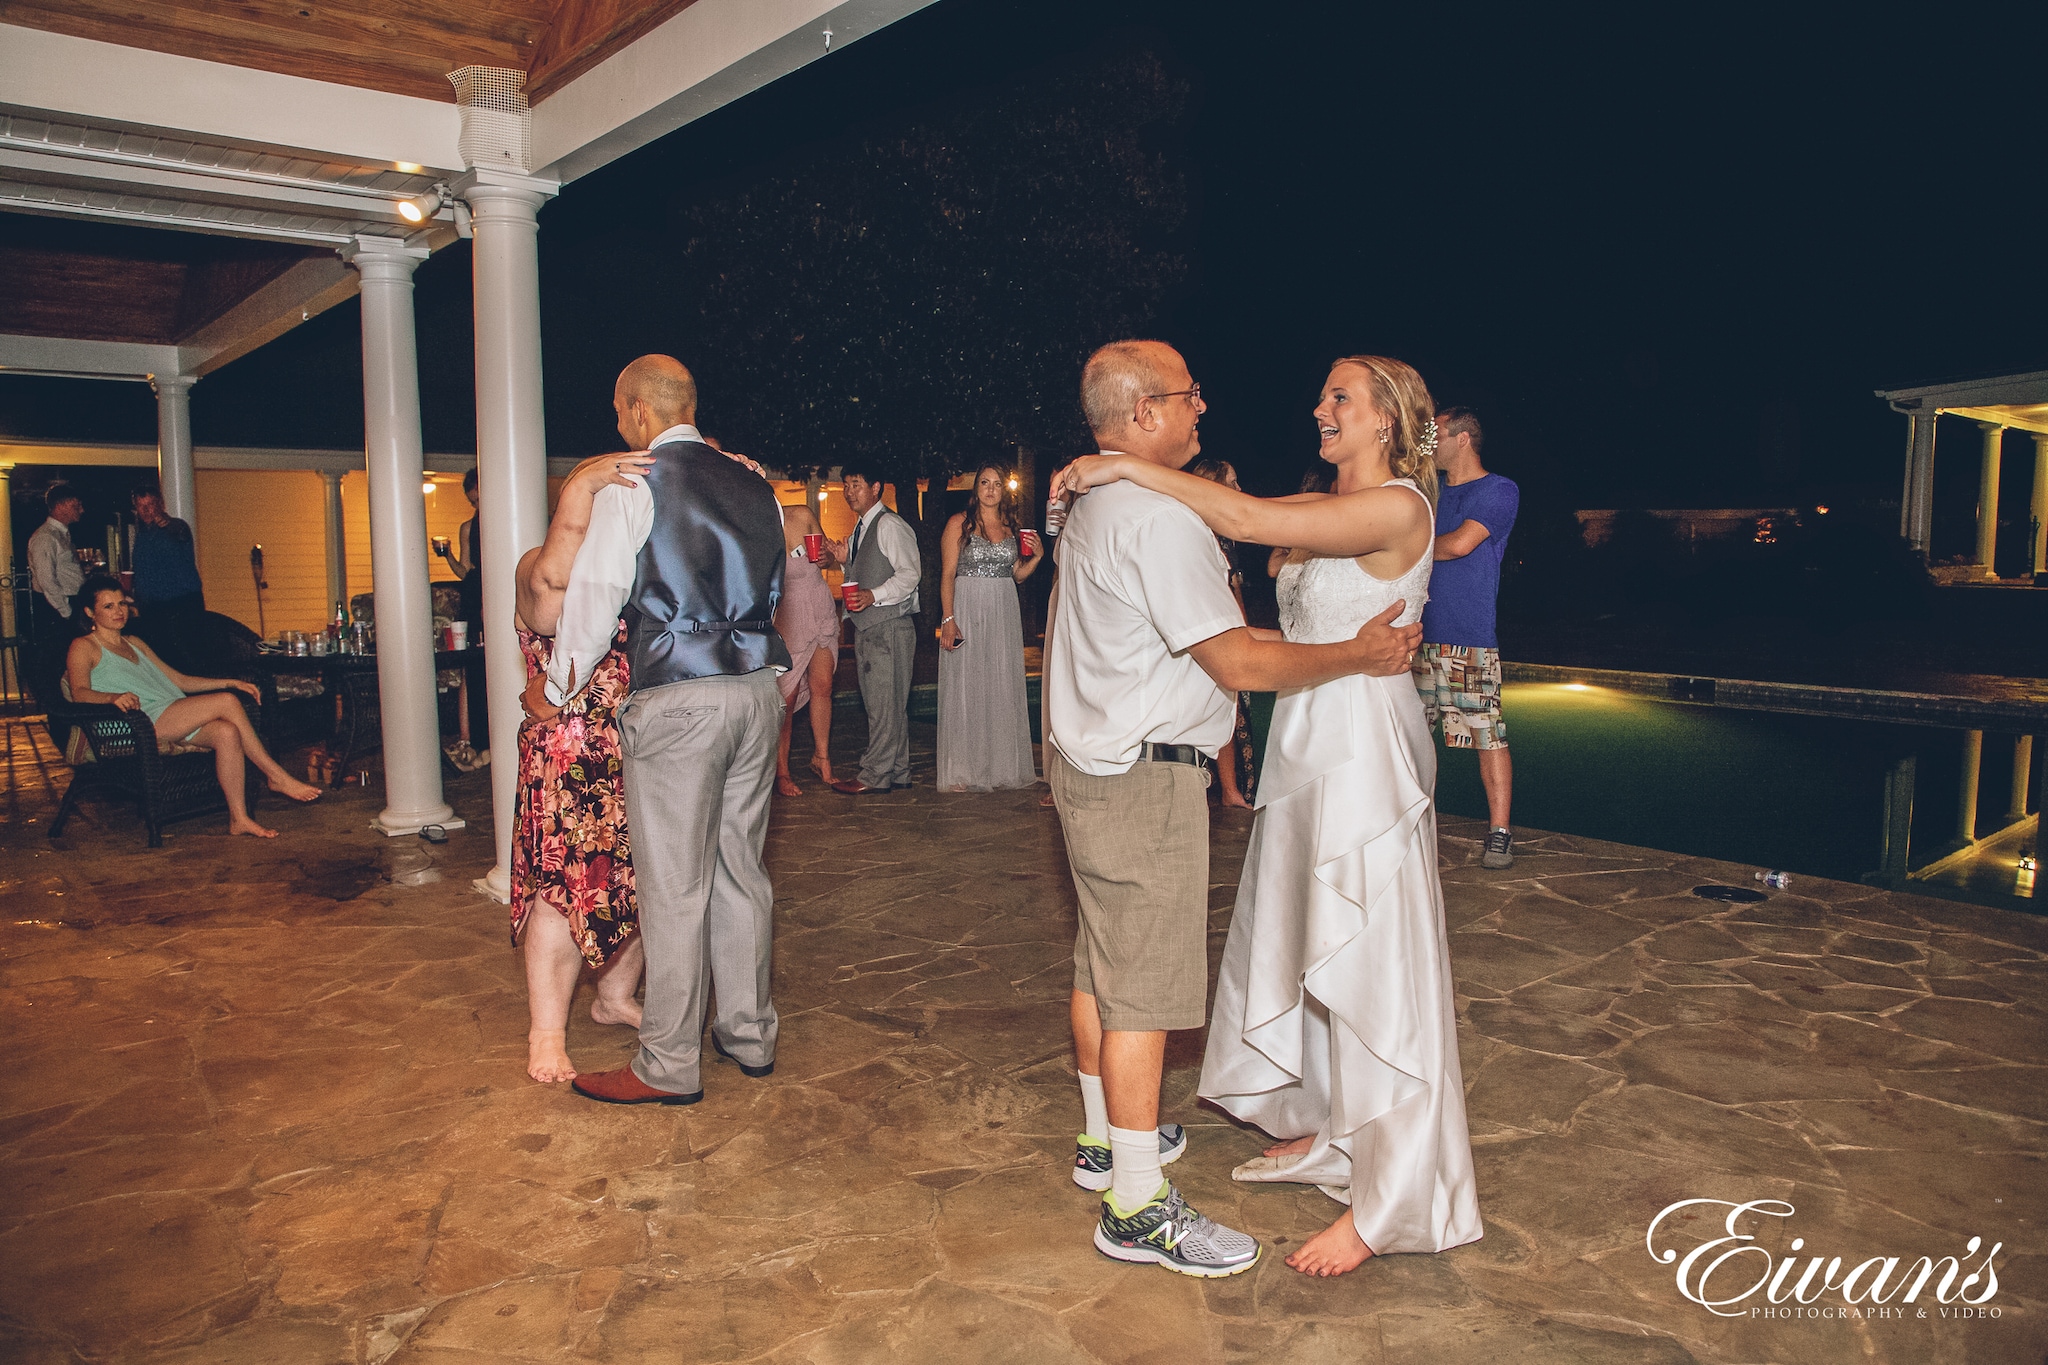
[529,355,791,1109]
[27,483,87,641]
[828,461,923,794]
[1045,340,1422,1279]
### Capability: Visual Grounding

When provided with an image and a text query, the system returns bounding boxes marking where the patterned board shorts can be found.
[1412,643,1509,750]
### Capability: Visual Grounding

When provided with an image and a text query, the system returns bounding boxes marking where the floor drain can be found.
[1691,884,1766,902]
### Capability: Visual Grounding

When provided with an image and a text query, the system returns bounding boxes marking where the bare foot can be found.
[1286,1211,1373,1276]
[269,775,323,803]
[1039,791,1058,808]
[229,816,280,839]
[1263,1135,1314,1159]
[1220,790,1252,810]
[590,995,642,1028]
[775,774,802,797]
[809,756,834,784]
[528,1029,577,1083]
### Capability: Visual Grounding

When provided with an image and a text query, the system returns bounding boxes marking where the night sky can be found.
[4,1,2042,517]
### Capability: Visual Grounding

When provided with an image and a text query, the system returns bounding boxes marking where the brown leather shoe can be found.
[571,1067,702,1106]
[830,778,889,795]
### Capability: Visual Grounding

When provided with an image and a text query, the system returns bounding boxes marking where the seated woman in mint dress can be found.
[64,576,321,838]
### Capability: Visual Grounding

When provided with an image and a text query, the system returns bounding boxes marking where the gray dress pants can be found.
[617,668,781,1093]
[853,614,916,788]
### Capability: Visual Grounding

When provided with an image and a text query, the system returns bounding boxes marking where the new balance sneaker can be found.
[1093,1183,1261,1278]
[1481,826,1515,869]
[1072,1124,1188,1191]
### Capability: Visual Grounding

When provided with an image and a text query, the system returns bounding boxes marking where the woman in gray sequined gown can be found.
[937,463,1046,791]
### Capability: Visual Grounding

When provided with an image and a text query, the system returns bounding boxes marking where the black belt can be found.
[1137,742,1210,768]
[678,619,774,634]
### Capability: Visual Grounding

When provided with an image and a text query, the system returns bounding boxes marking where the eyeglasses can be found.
[1144,383,1202,406]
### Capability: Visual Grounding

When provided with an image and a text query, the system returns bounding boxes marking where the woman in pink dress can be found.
[773,501,842,795]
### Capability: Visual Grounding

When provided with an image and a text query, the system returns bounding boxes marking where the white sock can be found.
[1078,1072,1108,1141]
[1108,1123,1164,1213]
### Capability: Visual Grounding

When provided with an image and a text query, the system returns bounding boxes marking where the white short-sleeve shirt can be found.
[1045,479,1243,776]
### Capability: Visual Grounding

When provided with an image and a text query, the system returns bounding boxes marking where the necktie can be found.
[847,519,863,566]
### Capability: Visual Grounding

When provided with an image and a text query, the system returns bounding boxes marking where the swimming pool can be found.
[1421,683,2038,907]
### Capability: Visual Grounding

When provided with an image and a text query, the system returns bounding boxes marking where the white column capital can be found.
[1977,420,2007,437]
[340,234,431,277]
[149,373,197,397]
[451,169,559,220]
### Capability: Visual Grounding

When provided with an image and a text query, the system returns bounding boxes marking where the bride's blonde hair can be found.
[1331,355,1439,510]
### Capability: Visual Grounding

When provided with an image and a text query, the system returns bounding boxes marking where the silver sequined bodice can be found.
[956,530,1019,579]
[1275,480,1433,643]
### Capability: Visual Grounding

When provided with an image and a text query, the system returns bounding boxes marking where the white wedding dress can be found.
[1198,478,1483,1256]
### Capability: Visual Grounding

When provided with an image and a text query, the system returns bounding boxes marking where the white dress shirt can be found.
[1045,478,1243,775]
[544,424,783,705]
[847,500,921,610]
[28,517,85,616]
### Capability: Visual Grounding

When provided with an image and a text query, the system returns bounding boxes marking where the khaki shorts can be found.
[1412,643,1509,750]
[1048,746,1210,1032]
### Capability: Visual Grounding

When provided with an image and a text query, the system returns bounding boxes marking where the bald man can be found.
[541,355,793,1106]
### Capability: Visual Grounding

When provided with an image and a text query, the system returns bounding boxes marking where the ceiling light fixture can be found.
[397,183,453,225]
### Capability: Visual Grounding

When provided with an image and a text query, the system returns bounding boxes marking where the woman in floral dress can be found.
[509,453,652,1083]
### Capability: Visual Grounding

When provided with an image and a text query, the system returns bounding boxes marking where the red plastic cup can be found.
[804,532,824,563]
[1019,529,1039,558]
[841,581,861,610]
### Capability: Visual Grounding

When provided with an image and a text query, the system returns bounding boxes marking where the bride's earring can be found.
[1377,427,1391,444]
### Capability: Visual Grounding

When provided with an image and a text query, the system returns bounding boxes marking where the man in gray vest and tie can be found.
[829,461,922,794]
[538,355,792,1106]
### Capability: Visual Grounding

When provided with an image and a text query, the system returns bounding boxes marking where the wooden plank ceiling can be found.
[0,212,322,345]
[0,0,699,105]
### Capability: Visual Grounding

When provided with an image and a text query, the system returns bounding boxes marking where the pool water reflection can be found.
[1421,683,2038,909]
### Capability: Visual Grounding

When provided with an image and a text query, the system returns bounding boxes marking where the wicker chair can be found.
[24,639,261,848]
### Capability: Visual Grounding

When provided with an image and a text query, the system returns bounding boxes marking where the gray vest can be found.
[847,507,917,633]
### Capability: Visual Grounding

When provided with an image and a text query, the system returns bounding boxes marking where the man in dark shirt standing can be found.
[1414,407,1521,868]
[129,478,207,672]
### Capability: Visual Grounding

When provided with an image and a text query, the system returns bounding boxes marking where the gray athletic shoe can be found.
[1093,1183,1261,1278]
[1481,826,1515,869]
[1072,1124,1188,1191]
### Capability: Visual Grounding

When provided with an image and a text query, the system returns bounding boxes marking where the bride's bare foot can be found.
[528,1029,576,1083]
[1263,1135,1314,1159]
[1220,790,1253,810]
[809,756,834,784]
[269,774,323,803]
[1286,1211,1373,1277]
[590,995,642,1028]
[776,774,802,797]
[228,815,279,839]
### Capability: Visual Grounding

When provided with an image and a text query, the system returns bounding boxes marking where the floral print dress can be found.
[509,621,638,966]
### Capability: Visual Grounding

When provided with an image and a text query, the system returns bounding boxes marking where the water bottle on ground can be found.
[1755,871,1791,890]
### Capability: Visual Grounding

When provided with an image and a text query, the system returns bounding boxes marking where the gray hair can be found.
[1080,340,1178,441]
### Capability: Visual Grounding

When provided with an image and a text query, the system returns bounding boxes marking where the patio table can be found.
[247,645,483,786]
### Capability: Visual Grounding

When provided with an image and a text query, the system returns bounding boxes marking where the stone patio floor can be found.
[1,714,2043,1364]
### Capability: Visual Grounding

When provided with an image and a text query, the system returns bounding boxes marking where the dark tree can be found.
[661,44,1192,644]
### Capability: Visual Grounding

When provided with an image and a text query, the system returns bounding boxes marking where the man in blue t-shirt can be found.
[1414,407,1521,868]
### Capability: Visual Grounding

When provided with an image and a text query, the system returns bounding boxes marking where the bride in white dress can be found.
[1057,355,1482,1277]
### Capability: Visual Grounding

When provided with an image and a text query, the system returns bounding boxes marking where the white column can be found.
[153,374,198,544]
[320,470,349,618]
[1957,729,1983,846]
[2031,433,2047,576]
[1903,410,1938,555]
[1975,422,2004,574]
[343,235,457,837]
[457,170,559,901]
[2010,735,2034,824]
